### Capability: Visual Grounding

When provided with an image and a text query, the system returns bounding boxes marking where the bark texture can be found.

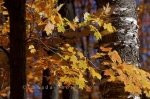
[4,0,26,99]
[97,0,139,66]
[96,0,140,98]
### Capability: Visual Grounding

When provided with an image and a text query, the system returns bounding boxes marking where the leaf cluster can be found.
[92,47,150,97]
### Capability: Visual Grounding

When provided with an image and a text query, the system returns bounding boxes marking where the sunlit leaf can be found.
[44,22,55,35]
[103,23,116,33]
[56,4,64,11]
[108,51,122,64]
[73,16,79,23]
[84,12,90,21]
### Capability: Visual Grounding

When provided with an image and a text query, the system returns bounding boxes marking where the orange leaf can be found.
[100,47,112,52]
[108,51,122,64]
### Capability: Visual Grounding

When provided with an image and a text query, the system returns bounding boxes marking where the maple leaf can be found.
[88,67,101,79]
[100,46,112,52]
[30,49,36,54]
[108,51,122,64]
[89,25,102,40]
[125,84,141,95]
[90,53,105,59]
[56,4,64,11]
[44,22,55,35]
[70,55,78,64]
[104,69,116,81]
[76,74,87,89]
[50,15,56,24]
[68,22,76,31]
[77,52,84,58]
[64,18,76,31]
[103,23,116,33]
[63,55,70,60]
[96,18,103,27]
[84,12,90,21]
[57,24,65,33]
[28,45,36,54]
[94,32,101,40]
[28,45,34,50]
[67,47,74,53]
[103,3,111,15]
[78,60,88,70]
[73,16,79,23]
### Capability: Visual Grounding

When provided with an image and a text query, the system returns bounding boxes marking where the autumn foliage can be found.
[0,0,150,98]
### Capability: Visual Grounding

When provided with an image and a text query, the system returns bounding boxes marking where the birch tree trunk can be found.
[96,0,140,98]
[4,0,26,99]
[97,0,139,66]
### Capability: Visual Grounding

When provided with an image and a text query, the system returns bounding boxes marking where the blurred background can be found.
[137,0,150,70]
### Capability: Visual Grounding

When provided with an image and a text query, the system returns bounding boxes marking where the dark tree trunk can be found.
[58,0,75,21]
[42,69,53,99]
[96,0,140,98]
[4,0,26,99]
[62,87,71,99]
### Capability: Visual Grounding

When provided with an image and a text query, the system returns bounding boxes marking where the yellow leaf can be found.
[88,67,101,79]
[50,15,56,24]
[28,45,36,54]
[90,53,105,59]
[76,74,87,89]
[64,18,76,31]
[89,25,101,40]
[125,84,141,95]
[68,22,76,31]
[96,18,103,27]
[30,49,36,54]
[73,16,79,23]
[101,30,114,36]
[57,24,65,33]
[77,52,84,58]
[44,22,55,35]
[63,55,70,60]
[28,45,34,50]
[55,12,63,24]
[56,4,64,11]
[78,60,88,70]
[68,47,74,52]
[94,31,102,40]
[103,3,111,15]
[70,55,78,64]
[103,23,116,33]
[84,12,90,21]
